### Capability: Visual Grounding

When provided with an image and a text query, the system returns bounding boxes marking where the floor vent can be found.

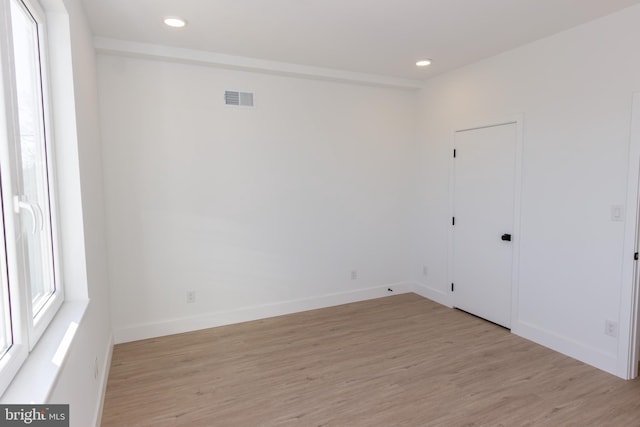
[225,90,254,107]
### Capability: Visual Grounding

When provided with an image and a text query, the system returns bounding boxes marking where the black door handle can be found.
[501,234,512,242]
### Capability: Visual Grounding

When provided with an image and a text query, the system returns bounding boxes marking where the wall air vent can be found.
[224,90,255,107]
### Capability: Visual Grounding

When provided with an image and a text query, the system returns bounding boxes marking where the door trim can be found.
[620,92,640,379]
[447,114,524,328]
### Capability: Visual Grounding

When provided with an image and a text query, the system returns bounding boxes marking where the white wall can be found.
[96,55,419,342]
[46,0,112,425]
[90,0,640,396]
[6,1,636,423]
[413,4,640,376]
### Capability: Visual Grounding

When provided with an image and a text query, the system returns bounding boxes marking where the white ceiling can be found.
[79,0,640,81]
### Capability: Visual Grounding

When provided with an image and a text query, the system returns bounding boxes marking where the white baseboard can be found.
[410,284,620,378]
[93,334,114,427]
[114,283,414,344]
[411,282,452,308]
[512,320,619,377]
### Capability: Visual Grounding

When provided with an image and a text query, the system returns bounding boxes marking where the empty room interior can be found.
[3,0,640,425]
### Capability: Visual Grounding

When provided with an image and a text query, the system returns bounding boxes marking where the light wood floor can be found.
[101,294,640,426]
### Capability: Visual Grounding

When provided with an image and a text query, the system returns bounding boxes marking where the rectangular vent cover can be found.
[225,90,254,107]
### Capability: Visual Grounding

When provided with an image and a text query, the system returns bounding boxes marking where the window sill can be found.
[0,300,88,403]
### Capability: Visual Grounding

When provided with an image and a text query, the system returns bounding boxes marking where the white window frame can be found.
[0,0,63,396]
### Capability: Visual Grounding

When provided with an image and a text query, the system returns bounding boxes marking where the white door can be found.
[452,122,517,328]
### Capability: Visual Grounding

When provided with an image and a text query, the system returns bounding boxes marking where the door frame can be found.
[447,114,524,327]
[620,92,640,379]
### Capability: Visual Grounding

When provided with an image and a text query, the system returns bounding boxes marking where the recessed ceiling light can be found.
[416,59,432,67]
[164,17,187,28]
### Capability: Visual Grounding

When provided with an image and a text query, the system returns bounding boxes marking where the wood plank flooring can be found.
[101,294,640,426]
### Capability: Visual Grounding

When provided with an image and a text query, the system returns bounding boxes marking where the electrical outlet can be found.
[94,356,99,380]
[351,270,357,280]
[187,291,196,304]
[611,205,624,222]
[605,320,618,337]
[422,266,428,276]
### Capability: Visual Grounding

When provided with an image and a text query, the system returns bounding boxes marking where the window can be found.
[0,0,63,395]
